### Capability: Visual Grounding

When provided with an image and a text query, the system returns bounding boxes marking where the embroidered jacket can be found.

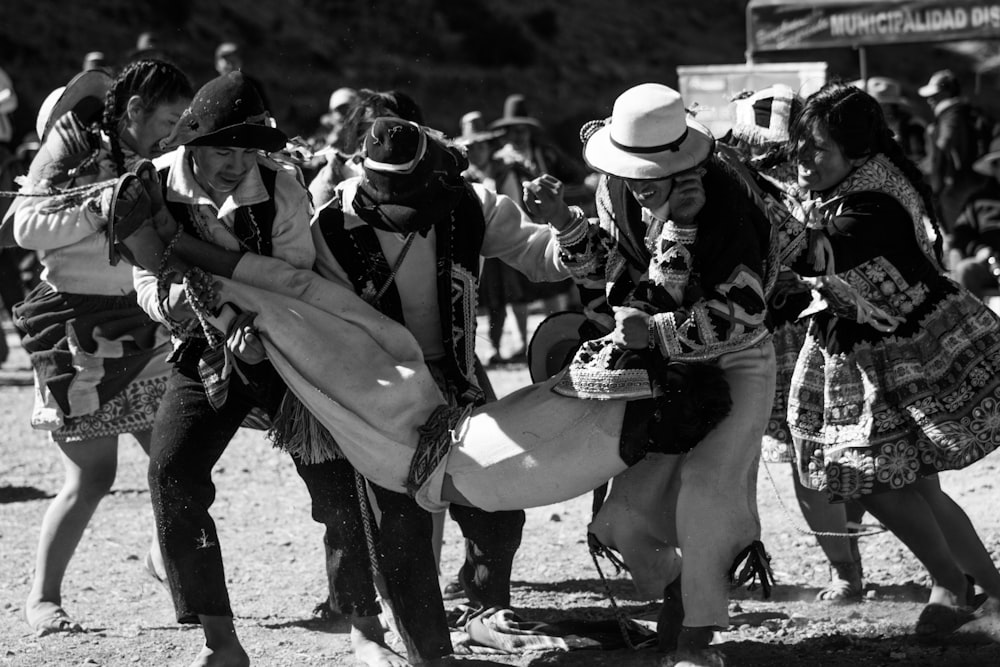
[559,157,772,366]
[312,178,569,405]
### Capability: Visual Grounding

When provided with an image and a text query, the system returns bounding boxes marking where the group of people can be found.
[3,51,1000,667]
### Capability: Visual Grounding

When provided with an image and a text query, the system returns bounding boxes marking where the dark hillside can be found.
[0,0,995,152]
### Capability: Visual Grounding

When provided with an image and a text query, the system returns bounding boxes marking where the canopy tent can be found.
[746,0,1000,81]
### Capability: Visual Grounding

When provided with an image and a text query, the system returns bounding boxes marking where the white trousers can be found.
[590,341,776,629]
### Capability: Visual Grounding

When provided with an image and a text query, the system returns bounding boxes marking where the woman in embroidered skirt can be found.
[784,81,1000,638]
[2,61,192,636]
[728,85,869,603]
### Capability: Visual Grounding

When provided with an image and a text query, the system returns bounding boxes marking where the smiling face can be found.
[123,98,190,159]
[796,123,866,192]
[624,166,705,215]
[624,176,673,211]
[190,145,258,201]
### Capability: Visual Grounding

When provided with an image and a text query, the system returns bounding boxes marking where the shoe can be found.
[915,576,984,640]
[506,348,527,364]
[485,353,505,368]
[441,576,466,601]
[657,577,684,652]
[815,560,864,602]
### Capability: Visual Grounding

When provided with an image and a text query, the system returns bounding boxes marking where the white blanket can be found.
[215,255,628,512]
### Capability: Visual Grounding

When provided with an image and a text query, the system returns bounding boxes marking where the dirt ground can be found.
[3,316,1000,667]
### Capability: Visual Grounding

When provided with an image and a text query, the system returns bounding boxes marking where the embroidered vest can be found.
[158,164,278,257]
[314,184,487,404]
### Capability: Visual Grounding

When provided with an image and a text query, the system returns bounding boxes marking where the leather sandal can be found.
[815,560,864,602]
[26,605,83,637]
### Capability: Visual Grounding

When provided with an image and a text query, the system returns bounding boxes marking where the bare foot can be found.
[25,600,82,637]
[188,645,250,667]
[351,617,408,667]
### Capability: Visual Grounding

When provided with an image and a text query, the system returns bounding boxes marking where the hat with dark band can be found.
[583,83,714,181]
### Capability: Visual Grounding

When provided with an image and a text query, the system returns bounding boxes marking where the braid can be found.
[100,59,194,175]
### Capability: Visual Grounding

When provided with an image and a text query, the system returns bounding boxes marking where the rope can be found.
[587,549,656,651]
[0,178,117,199]
[760,458,887,539]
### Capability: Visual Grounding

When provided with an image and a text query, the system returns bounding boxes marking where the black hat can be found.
[162,71,286,151]
[355,117,467,233]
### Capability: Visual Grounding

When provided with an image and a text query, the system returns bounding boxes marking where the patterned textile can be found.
[158,163,278,412]
[14,284,171,432]
[55,375,166,443]
[784,156,1000,499]
[555,159,771,400]
[314,183,487,406]
[761,318,808,463]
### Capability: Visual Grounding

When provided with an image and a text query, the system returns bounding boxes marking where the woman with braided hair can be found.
[783,81,1000,638]
[0,60,192,636]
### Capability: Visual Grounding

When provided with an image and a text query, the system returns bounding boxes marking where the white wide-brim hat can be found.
[584,83,714,181]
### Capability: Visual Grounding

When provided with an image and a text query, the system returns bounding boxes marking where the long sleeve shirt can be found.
[312,178,569,360]
[134,146,315,326]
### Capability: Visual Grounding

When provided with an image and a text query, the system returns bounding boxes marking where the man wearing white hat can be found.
[527,82,776,667]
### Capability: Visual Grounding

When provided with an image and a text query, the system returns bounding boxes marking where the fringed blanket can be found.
[212,254,628,512]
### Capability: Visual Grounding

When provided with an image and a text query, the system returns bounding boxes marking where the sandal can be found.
[26,604,83,637]
[815,560,864,602]
[915,602,978,640]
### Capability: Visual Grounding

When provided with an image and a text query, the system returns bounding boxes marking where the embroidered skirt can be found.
[14,283,171,442]
[761,318,808,464]
[787,288,1000,500]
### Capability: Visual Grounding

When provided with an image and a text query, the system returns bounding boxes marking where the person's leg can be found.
[448,503,526,609]
[857,486,968,603]
[369,483,453,661]
[292,457,407,667]
[149,368,250,666]
[791,472,863,601]
[913,475,1000,599]
[132,429,166,582]
[672,344,775,656]
[508,303,529,360]
[25,436,118,634]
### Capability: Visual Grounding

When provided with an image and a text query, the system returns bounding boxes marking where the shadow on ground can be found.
[0,485,51,503]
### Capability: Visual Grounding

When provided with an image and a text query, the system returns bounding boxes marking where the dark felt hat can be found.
[356,117,467,232]
[162,71,286,151]
[528,311,588,383]
[489,94,542,130]
[37,70,112,141]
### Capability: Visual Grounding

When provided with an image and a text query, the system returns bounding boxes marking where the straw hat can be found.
[583,83,714,180]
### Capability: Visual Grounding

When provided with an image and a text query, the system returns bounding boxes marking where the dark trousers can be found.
[296,456,525,660]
